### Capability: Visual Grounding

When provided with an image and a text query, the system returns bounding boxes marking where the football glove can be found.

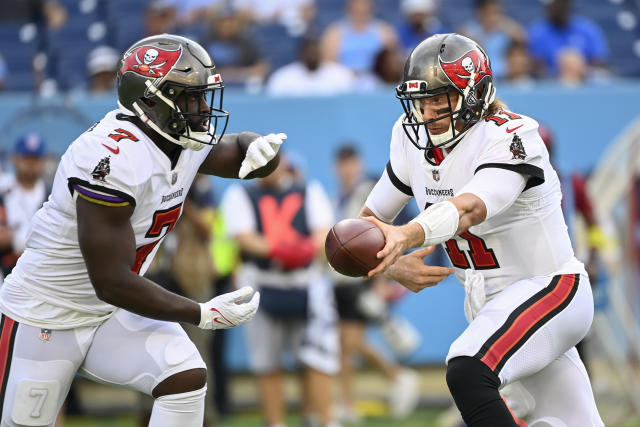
[238,132,287,179]
[198,286,260,330]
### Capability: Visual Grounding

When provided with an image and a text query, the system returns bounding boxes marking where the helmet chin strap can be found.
[126,101,206,151]
[119,81,217,151]
[139,80,217,151]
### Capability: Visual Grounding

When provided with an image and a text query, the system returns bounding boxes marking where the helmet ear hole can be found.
[142,97,157,108]
[163,85,178,100]
[169,120,186,134]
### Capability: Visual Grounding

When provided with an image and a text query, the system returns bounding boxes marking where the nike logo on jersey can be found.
[101,144,120,155]
[506,125,523,133]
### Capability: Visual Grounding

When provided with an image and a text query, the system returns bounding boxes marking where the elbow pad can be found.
[410,200,459,247]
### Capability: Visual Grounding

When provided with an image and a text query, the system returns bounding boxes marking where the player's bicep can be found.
[363,168,412,223]
[76,196,136,292]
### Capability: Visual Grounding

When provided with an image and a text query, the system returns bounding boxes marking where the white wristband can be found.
[409,200,459,247]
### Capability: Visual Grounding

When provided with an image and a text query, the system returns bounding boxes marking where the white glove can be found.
[463,269,486,323]
[198,286,260,329]
[238,132,287,179]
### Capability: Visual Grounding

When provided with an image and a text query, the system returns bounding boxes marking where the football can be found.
[325,218,386,277]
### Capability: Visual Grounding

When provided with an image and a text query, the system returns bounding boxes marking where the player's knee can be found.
[152,368,207,398]
[446,356,500,398]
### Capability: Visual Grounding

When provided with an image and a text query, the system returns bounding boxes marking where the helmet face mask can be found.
[396,34,496,162]
[117,34,229,151]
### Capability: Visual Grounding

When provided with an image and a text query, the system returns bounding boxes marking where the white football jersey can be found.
[366,110,586,297]
[0,109,212,328]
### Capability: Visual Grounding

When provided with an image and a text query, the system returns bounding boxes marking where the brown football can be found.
[325,218,386,277]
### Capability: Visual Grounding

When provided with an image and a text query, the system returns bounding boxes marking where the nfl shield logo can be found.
[432,169,440,181]
[40,329,52,341]
[171,172,178,185]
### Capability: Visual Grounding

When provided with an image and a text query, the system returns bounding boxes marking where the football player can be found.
[360,33,603,426]
[0,34,285,427]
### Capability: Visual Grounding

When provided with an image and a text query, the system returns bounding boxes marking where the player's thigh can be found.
[520,347,603,426]
[447,273,593,384]
[79,309,205,396]
[1,315,90,427]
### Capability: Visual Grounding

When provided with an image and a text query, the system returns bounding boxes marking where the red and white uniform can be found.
[0,110,207,426]
[367,111,586,295]
[0,109,210,329]
[366,110,602,425]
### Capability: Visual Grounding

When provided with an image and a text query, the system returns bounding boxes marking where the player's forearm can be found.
[235,232,270,257]
[199,132,279,178]
[92,272,201,325]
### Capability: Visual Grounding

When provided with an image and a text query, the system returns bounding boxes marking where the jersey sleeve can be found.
[64,136,142,207]
[473,119,546,192]
[365,116,414,222]
[305,180,334,231]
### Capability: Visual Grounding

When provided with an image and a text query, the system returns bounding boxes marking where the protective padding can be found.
[11,379,60,426]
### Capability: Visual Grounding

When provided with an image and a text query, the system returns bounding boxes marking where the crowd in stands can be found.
[0,0,637,95]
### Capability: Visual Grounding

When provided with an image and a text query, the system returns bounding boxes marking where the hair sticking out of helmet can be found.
[117,34,229,151]
[396,33,496,164]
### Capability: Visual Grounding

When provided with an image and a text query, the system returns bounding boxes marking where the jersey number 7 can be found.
[132,204,182,274]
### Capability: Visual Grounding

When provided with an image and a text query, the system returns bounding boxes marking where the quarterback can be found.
[362,34,603,426]
[0,34,285,427]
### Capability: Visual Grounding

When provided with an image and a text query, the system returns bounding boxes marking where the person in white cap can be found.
[87,45,120,93]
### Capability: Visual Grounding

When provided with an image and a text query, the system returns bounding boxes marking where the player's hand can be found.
[363,216,423,278]
[238,133,287,179]
[385,247,454,293]
[198,286,260,329]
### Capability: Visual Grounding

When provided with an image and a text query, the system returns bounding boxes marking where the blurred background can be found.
[0,0,639,426]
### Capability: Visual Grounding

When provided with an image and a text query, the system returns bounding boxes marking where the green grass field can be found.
[65,408,444,427]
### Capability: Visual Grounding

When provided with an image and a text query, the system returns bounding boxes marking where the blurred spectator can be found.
[207,197,240,419]
[504,40,534,85]
[397,0,445,56]
[203,8,268,88]
[321,0,399,76]
[0,133,49,277]
[458,0,526,80]
[0,53,7,91]
[371,45,404,85]
[145,0,178,36]
[0,198,11,284]
[233,0,316,37]
[266,36,356,96]
[539,124,605,374]
[222,156,339,427]
[557,47,587,86]
[332,145,419,422]
[43,0,67,30]
[174,0,225,28]
[86,46,119,94]
[170,174,218,423]
[528,0,608,78]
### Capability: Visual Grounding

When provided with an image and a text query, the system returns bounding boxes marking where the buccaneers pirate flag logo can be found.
[120,45,182,78]
[439,50,492,91]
